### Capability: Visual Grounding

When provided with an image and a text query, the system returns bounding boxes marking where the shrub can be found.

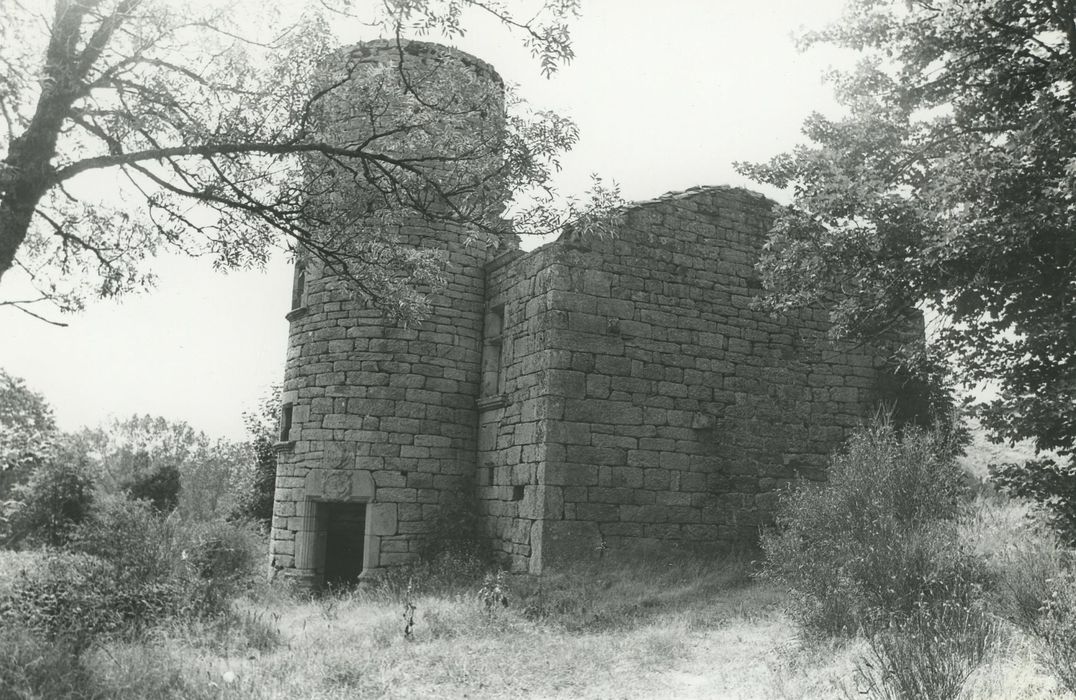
[761,417,986,637]
[2,497,265,651]
[69,495,178,583]
[178,517,263,616]
[0,552,131,647]
[854,601,1000,700]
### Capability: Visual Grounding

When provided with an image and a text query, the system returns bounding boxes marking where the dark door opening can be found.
[321,502,366,588]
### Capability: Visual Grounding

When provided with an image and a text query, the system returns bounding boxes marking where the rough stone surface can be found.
[269,42,921,585]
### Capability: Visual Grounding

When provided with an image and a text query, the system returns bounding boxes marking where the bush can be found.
[855,601,1000,700]
[69,495,178,583]
[0,552,134,647]
[178,517,263,615]
[1,497,265,653]
[761,417,986,637]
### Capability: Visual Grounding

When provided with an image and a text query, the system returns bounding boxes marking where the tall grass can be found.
[854,602,1000,700]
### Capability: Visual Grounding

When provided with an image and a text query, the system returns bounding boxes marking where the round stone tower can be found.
[269,40,507,588]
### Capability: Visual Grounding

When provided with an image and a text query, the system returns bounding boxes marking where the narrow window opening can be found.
[511,485,525,502]
[291,263,307,310]
[481,304,506,397]
[279,402,294,442]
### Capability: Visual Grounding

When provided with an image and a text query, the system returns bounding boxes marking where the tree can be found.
[0,368,57,498]
[5,439,95,548]
[232,385,279,526]
[0,0,613,323]
[68,414,245,519]
[738,0,1076,518]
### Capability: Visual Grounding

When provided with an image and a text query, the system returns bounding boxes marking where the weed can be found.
[478,570,510,617]
[370,549,489,601]
[403,578,416,639]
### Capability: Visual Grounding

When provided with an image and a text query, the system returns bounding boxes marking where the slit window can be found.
[279,402,294,442]
[291,263,307,310]
[511,485,525,502]
[481,305,505,397]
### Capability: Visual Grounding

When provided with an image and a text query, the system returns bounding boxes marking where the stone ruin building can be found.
[268,40,919,588]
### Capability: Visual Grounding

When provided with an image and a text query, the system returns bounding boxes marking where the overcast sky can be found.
[0,0,853,440]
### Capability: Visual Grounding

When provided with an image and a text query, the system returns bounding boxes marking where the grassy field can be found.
[1,545,1064,699]
[1,424,1070,699]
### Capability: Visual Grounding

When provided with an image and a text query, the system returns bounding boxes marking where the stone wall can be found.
[475,248,565,571]
[271,222,492,583]
[269,39,507,586]
[476,186,913,571]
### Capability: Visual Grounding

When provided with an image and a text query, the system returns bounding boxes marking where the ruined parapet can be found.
[480,186,916,570]
[270,40,508,588]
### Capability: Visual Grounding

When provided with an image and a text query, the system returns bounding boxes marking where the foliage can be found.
[1,551,149,648]
[1033,572,1076,695]
[990,458,1076,545]
[369,549,491,601]
[0,624,93,700]
[121,461,180,513]
[738,0,1076,530]
[69,496,261,618]
[1,496,264,659]
[478,570,511,616]
[68,414,247,520]
[5,441,95,548]
[231,385,280,526]
[178,517,264,614]
[854,601,1000,700]
[760,417,986,637]
[0,369,56,498]
[0,0,620,324]
[875,346,964,442]
[991,523,1073,630]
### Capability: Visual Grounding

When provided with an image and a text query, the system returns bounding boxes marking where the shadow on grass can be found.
[515,551,779,633]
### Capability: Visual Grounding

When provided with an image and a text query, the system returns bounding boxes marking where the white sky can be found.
[0,0,853,440]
